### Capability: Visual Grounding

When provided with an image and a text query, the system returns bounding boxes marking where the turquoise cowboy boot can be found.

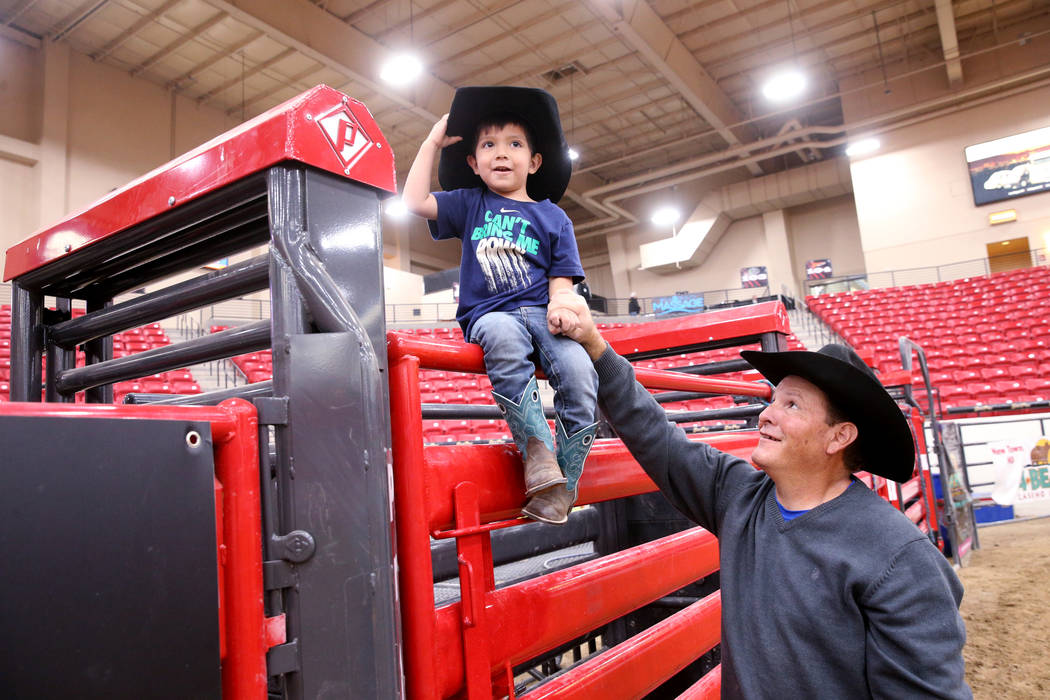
[522,415,598,525]
[491,376,566,499]
[555,415,599,498]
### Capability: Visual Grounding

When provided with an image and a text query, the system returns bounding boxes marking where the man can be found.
[548,290,970,699]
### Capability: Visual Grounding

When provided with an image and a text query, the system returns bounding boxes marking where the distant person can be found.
[402,87,597,525]
[627,292,640,316]
[547,290,971,699]
[576,280,592,302]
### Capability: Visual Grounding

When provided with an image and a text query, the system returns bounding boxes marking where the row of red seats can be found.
[210,327,276,384]
[807,265,1050,414]
[0,310,200,403]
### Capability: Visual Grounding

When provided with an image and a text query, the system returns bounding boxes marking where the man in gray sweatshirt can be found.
[548,291,970,699]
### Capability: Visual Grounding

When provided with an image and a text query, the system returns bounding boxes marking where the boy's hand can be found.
[548,289,608,361]
[427,114,463,150]
[547,301,580,337]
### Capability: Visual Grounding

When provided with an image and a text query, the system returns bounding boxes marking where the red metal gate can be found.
[387,313,779,699]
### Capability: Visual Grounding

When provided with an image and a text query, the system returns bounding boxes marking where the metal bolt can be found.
[64,244,72,252]
[168,196,175,206]
[375,143,382,149]
[342,96,349,103]
[186,430,202,448]
[306,113,313,120]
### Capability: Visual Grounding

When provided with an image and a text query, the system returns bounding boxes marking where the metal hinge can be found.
[271,529,316,563]
[254,396,289,425]
[263,560,297,591]
[267,640,300,676]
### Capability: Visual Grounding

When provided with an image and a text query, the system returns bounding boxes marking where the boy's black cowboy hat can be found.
[438,86,572,204]
[740,344,915,482]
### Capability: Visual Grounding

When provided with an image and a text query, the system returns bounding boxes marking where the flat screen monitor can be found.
[965,125,1050,206]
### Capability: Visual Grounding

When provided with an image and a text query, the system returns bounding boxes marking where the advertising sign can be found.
[653,292,704,316]
[805,259,833,280]
[740,266,768,288]
[965,125,1050,206]
[991,437,1050,504]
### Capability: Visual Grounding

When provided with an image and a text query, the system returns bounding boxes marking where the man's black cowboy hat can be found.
[740,344,915,482]
[438,86,572,204]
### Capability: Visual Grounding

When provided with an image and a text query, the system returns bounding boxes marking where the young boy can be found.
[402,87,598,525]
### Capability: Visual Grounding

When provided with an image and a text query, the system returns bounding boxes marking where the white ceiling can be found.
[3,0,1048,248]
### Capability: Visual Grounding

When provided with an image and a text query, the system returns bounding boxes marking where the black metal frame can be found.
[8,163,400,699]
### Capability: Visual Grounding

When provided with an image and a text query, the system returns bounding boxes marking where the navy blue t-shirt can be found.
[429,187,584,337]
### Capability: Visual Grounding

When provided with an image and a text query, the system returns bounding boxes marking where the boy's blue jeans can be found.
[470,306,598,435]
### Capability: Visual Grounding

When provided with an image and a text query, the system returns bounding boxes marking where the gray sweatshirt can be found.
[594,348,971,699]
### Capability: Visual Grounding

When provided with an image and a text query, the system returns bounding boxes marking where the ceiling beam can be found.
[226,63,322,115]
[131,11,227,77]
[92,0,181,61]
[49,0,109,42]
[202,0,455,122]
[167,29,262,90]
[3,0,42,27]
[933,0,964,86]
[196,46,296,105]
[584,0,762,176]
[0,22,40,48]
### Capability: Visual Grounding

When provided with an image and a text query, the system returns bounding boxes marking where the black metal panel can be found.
[0,415,220,699]
[285,332,399,700]
[301,168,389,389]
[50,254,271,348]
[9,283,43,402]
[265,169,311,698]
[12,174,269,299]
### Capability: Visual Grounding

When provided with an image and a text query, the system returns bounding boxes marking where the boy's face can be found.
[466,123,543,201]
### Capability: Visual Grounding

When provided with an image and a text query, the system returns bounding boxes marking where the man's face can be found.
[467,124,542,199]
[751,375,842,475]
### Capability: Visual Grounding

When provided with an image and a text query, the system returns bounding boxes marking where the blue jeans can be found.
[470,307,598,435]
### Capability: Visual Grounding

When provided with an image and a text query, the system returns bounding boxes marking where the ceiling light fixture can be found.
[845,138,881,157]
[380,53,423,85]
[651,206,681,227]
[762,68,807,103]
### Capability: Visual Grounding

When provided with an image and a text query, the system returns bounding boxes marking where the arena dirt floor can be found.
[958,516,1050,698]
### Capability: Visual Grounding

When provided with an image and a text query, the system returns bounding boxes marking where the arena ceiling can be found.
[2,0,1049,255]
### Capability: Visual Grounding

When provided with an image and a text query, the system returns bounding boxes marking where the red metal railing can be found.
[386,304,940,698]
[0,399,280,698]
[387,330,771,700]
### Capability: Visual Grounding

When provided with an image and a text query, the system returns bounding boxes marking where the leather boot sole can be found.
[522,484,575,525]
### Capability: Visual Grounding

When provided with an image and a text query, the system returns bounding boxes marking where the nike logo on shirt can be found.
[500,208,520,214]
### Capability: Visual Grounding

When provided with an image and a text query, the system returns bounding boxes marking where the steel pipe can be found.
[49,254,270,348]
[55,320,271,394]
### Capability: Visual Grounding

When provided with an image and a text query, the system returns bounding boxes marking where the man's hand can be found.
[546,303,579,336]
[427,114,463,150]
[547,289,608,361]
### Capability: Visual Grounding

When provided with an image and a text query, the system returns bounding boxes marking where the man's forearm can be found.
[581,330,608,362]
